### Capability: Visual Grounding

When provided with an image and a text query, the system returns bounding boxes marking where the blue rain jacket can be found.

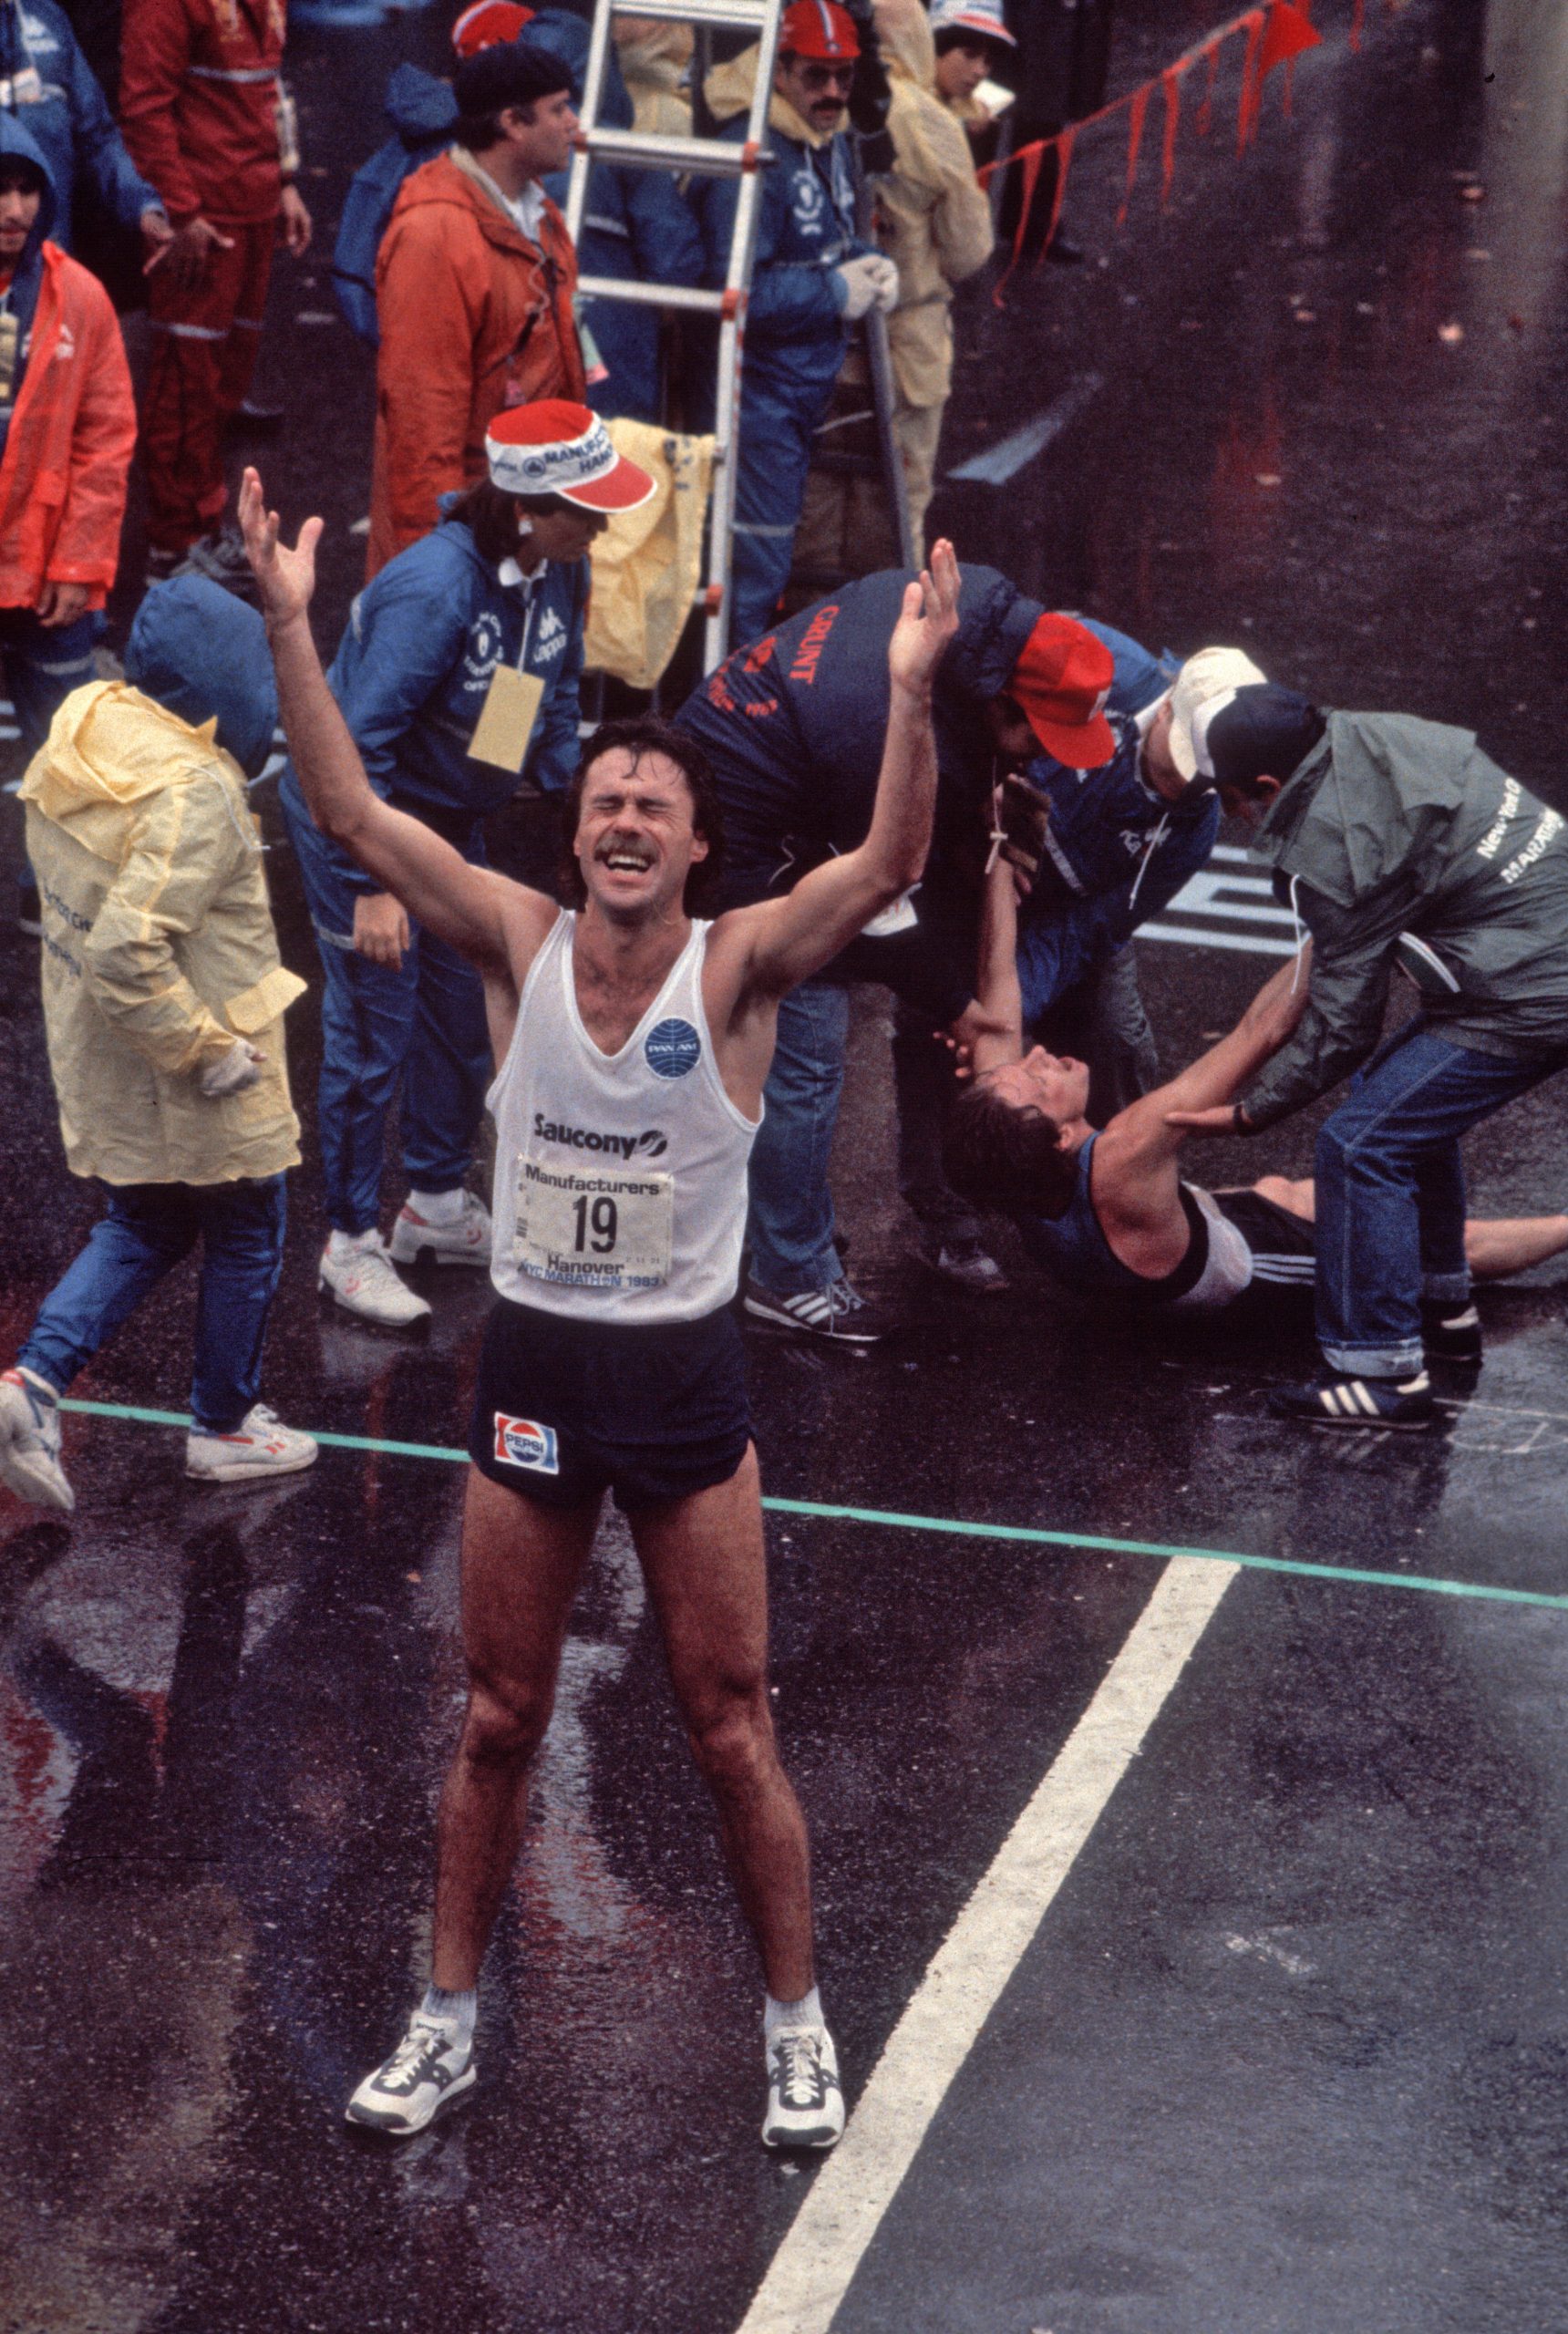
[286,504,585,894]
[0,0,160,251]
[694,109,866,400]
[331,62,456,343]
[125,573,279,780]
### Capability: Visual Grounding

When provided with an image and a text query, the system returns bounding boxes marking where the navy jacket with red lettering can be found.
[674,564,1043,1018]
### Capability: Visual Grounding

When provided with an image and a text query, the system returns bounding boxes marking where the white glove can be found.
[869,253,900,314]
[834,253,887,322]
[201,1038,264,1097]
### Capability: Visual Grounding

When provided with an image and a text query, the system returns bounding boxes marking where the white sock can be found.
[328,1227,380,1259]
[420,1984,477,2045]
[765,1985,823,2038]
[407,1186,466,1226]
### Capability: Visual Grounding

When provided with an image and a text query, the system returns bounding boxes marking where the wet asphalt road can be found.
[5,0,1568,2328]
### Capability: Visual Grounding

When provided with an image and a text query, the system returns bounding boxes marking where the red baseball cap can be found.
[486,401,655,513]
[1007,614,1117,766]
[451,0,534,59]
[781,0,861,61]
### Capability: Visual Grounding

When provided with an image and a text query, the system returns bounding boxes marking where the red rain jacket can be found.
[119,0,286,226]
[367,154,584,576]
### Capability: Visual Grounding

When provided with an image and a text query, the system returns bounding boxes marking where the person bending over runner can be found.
[943,861,1568,1354]
[239,467,960,2149]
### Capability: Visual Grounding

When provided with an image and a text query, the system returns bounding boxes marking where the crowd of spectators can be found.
[16,0,1555,1472]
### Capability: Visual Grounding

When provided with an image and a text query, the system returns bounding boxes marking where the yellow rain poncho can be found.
[20,683,304,1187]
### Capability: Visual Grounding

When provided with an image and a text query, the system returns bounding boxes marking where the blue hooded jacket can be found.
[125,576,280,782]
[0,0,160,252]
[280,503,587,895]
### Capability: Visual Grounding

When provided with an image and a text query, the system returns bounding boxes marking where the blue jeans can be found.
[748,977,850,1296]
[5,607,102,915]
[0,606,102,749]
[1313,1023,1567,1375]
[282,774,491,1234]
[19,1177,288,1434]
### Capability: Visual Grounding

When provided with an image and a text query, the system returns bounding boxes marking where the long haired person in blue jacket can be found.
[280,401,654,1327]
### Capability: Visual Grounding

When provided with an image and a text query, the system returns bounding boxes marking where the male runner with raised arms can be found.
[944,858,1568,1353]
[238,469,960,2147]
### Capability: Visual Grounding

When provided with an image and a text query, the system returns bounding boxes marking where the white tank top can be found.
[487,911,760,1323]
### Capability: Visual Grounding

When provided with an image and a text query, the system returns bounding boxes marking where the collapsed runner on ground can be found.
[239,461,961,2150]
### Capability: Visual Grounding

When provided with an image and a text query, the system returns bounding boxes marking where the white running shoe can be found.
[0,1367,75,1513]
[346,2014,477,2136]
[186,1405,319,1483]
[761,2023,845,2151]
[318,1233,432,1327]
[388,1191,492,1268]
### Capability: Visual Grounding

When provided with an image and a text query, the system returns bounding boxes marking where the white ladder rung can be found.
[576,274,730,315]
[608,0,772,26]
[577,126,771,177]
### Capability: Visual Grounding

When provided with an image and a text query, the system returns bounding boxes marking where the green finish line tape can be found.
[57,1396,1568,1615]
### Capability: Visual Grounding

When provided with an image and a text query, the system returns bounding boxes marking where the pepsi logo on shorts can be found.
[645,1018,701,1079]
[492,1413,561,1473]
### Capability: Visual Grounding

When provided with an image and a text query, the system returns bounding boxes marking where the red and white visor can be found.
[485,401,656,512]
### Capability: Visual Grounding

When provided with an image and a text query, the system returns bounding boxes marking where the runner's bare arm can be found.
[960,854,1026,1076]
[1097,947,1315,1194]
[713,542,962,1009]
[238,469,557,977]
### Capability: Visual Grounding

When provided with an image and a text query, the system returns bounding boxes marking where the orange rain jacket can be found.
[0,243,136,613]
[366,153,585,577]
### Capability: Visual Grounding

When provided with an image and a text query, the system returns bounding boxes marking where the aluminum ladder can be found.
[562,0,788,674]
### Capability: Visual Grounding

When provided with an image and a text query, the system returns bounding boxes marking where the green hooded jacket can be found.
[1239,712,1568,1130]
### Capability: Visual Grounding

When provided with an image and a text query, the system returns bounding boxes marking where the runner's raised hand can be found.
[238,466,324,631]
[887,538,961,700]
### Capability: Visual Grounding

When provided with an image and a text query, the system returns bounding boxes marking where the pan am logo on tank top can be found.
[644,1018,701,1079]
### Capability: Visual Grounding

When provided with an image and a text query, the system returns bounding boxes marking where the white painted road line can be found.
[945,372,1105,485]
[1138,924,1298,957]
[736,1554,1238,2334]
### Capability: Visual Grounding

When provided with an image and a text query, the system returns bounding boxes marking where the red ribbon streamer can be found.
[1160,62,1188,211]
[984,0,1326,273]
[990,137,1045,305]
[1235,9,1267,151]
[1117,81,1150,226]
[1037,123,1077,260]
[1195,39,1222,139]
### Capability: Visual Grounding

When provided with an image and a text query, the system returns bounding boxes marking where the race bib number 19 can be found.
[513,1155,674,1291]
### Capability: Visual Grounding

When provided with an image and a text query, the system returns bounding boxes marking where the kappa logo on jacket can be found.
[534,606,567,663]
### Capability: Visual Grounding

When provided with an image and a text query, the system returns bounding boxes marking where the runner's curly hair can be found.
[561,718,726,914]
[944,1078,1078,1219]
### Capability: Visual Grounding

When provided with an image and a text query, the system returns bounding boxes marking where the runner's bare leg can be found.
[1247,1175,1568,1279]
[633,1445,816,2000]
[431,1470,603,1990]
